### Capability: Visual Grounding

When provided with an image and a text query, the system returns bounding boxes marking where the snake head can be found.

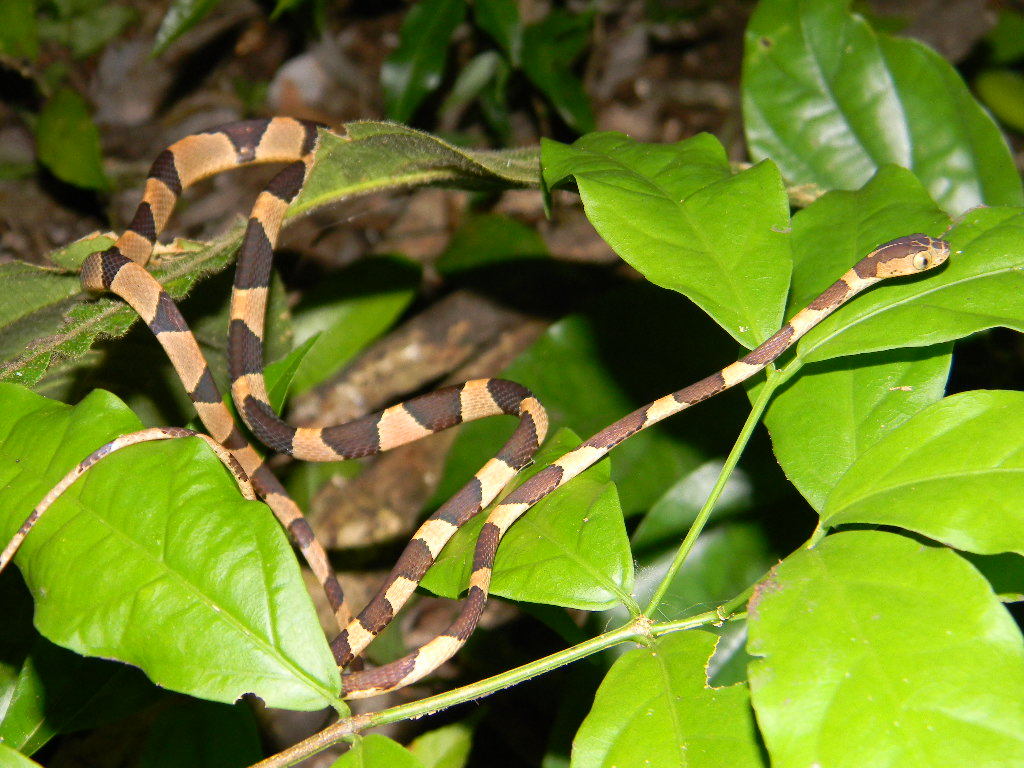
[858,234,951,279]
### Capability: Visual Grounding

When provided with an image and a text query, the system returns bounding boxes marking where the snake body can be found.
[337,233,951,697]
[24,115,949,699]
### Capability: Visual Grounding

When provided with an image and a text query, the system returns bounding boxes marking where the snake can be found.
[18,114,949,699]
[336,232,951,698]
[75,118,548,681]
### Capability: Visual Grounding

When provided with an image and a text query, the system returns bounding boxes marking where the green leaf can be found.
[436,213,547,274]
[474,0,522,65]
[408,721,473,768]
[422,429,635,611]
[822,390,1024,555]
[748,530,1024,767]
[292,123,541,219]
[0,743,43,768]
[543,132,791,346]
[382,0,466,122]
[0,0,38,61]
[743,0,1023,216]
[138,700,260,768]
[439,51,503,120]
[265,335,320,414]
[332,735,425,768]
[987,9,1024,64]
[0,636,158,755]
[975,69,1024,133]
[521,10,595,132]
[153,0,221,54]
[64,4,134,58]
[36,88,107,191]
[0,383,342,711]
[571,631,764,768]
[289,257,420,394]
[762,345,951,511]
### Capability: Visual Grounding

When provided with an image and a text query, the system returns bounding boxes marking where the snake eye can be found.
[913,253,929,270]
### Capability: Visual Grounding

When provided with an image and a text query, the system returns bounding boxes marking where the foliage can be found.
[2,0,1024,766]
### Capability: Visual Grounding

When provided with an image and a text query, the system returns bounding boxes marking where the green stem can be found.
[643,377,778,617]
[250,610,729,768]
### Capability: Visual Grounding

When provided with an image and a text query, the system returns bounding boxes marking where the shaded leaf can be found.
[762,345,951,511]
[289,257,420,394]
[474,0,522,65]
[332,735,424,768]
[382,0,466,122]
[571,631,764,768]
[0,637,158,755]
[975,69,1024,133]
[521,10,595,132]
[0,0,38,61]
[138,699,260,768]
[987,9,1024,64]
[265,335,319,413]
[422,429,635,611]
[153,0,221,54]
[0,384,341,711]
[436,213,547,274]
[543,133,791,346]
[743,0,1022,216]
[408,720,473,768]
[36,88,107,191]
[822,390,1024,555]
[748,530,1024,767]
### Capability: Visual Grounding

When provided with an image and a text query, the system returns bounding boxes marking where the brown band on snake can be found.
[339,233,951,699]
[79,118,354,629]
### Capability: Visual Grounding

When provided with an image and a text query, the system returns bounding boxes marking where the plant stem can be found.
[643,378,778,616]
[250,610,728,768]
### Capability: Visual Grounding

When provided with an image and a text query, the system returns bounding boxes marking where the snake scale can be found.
[7,116,951,699]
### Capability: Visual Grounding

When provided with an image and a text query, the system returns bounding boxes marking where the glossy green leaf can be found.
[975,69,1024,133]
[0,0,38,61]
[0,384,341,711]
[289,257,420,394]
[408,721,473,768]
[0,743,42,768]
[332,735,425,768]
[474,0,522,65]
[153,0,221,54]
[36,88,107,191]
[763,345,951,511]
[543,132,791,346]
[795,205,1024,364]
[743,0,1023,216]
[822,390,1024,555]
[748,530,1024,767]
[437,213,547,274]
[521,10,595,132]
[0,637,157,755]
[571,631,764,768]
[422,429,634,611]
[382,0,466,122]
[138,700,260,768]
